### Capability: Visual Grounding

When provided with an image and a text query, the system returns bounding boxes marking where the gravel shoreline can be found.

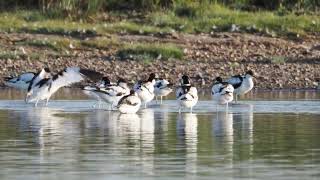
[0,32,319,89]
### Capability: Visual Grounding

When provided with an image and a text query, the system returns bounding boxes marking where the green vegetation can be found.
[271,56,287,64]
[81,37,120,49]
[0,51,23,60]
[0,2,319,37]
[16,38,80,52]
[150,3,320,35]
[117,43,183,60]
[1,0,319,15]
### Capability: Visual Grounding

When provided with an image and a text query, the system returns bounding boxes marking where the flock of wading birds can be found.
[4,67,254,113]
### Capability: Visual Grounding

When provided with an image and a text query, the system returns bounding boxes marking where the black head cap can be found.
[182,75,190,85]
[215,77,223,82]
[102,76,110,85]
[246,70,254,76]
[147,73,156,81]
[117,78,126,84]
[44,68,50,73]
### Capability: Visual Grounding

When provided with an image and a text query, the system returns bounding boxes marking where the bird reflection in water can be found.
[177,113,198,176]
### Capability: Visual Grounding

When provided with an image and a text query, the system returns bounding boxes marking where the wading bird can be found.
[176,75,198,113]
[227,70,254,103]
[134,73,156,108]
[25,67,102,106]
[154,78,172,104]
[117,90,141,114]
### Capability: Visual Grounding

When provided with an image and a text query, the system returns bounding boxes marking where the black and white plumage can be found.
[4,72,36,90]
[82,77,113,108]
[93,78,130,110]
[25,67,102,106]
[227,70,254,102]
[154,78,172,104]
[211,77,223,96]
[117,90,141,114]
[212,81,234,105]
[134,73,156,108]
[176,75,198,113]
[27,68,52,92]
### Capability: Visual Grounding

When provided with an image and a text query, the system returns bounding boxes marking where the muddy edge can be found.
[0,32,319,89]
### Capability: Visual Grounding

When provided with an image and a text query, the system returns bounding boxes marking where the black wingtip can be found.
[3,76,13,81]
[44,68,51,73]
[215,77,223,82]
[79,69,103,82]
[167,83,174,87]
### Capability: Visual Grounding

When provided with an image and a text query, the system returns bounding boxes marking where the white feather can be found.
[4,72,35,90]
[154,79,172,97]
[28,68,52,94]
[118,93,141,113]
[177,87,198,108]
[26,67,85,104]
[96,83,130,105]
[212,84,234,104]
[136,81,155,103]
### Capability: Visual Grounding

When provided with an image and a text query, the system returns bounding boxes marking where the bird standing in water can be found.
[176,75,198,113]
[227,70,254,103]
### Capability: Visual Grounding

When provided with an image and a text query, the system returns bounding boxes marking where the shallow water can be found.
[0,88,319,179]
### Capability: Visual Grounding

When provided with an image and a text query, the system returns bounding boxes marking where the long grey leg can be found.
[35,99,39,107]
[45,98,50,106]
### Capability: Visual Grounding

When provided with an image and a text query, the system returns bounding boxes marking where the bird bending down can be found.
[82,76,114,108]
[226,70,254,103]
[176,75,198,113]
[25,67,102,107]
[212,79,234,109]
[4,72,36,90]
[116,90,142,114]
[154,78,172,104]
[135,73,156,108]
[93,78,130,110]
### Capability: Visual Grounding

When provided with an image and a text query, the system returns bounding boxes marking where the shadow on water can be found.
[0,89,319,179]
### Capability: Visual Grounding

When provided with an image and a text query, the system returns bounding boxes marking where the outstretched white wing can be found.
[51,67,102,94]
[50,67,84,93]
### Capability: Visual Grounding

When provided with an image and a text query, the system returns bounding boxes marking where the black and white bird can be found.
[134,73,156,108]
[82,76,113,108]
[27,68,52,91]
[93,78,130,110]
[154,78,172,104]
[227,70,254,103]
[4,72,36,90]
[25,67,102,106]
[212,80,234,107]
[176,75,198,113]
[116,90,142,114]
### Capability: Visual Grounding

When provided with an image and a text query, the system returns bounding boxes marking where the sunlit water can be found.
[0,88,319,179]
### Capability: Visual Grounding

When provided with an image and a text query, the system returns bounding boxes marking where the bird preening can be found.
[4,68,254,113]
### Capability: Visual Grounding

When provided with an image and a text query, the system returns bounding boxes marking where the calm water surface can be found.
[0,88,319,179]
